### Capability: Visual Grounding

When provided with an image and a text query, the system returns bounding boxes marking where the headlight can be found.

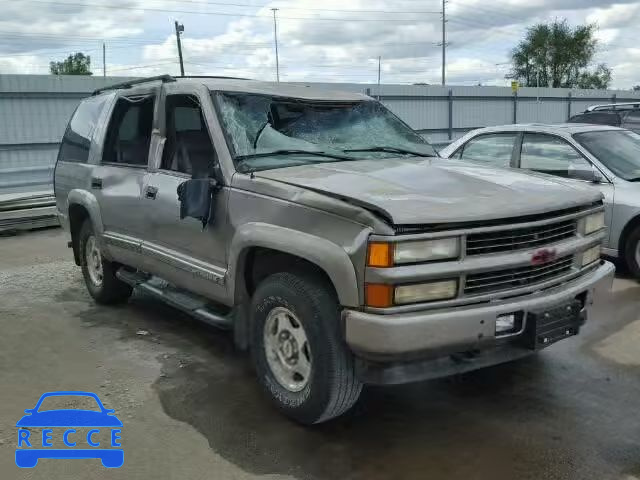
[584,212,605,235]
[367,238,460,267]
[394,238,460,264]
[581,245,601,267]
[394,280,458,304]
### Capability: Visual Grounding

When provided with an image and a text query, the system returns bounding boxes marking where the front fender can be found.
[228,222,361,307]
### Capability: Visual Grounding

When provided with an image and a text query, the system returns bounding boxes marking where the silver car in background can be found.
[440,124,640,277]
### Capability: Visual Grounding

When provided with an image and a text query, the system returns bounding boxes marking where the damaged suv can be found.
[55,75,614,424]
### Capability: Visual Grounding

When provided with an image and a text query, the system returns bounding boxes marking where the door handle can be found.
[144,186,158,199]
[90,177,103,189]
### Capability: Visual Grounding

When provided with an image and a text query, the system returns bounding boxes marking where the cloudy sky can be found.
[0,0,638,89]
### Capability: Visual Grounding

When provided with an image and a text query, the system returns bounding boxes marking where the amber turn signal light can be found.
[365,283,394,308]
[367,242,393,267]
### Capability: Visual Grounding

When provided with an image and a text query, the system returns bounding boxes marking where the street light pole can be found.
[377,56,381,100]
[174,20,185,76]
[271,8,280,82]
[441,0,446,85]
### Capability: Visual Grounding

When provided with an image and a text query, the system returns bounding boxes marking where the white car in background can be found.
[440,124,640,276]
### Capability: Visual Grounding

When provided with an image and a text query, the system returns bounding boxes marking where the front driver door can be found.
[140,91,229,302]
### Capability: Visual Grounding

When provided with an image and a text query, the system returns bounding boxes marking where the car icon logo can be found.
[15,391,123,468]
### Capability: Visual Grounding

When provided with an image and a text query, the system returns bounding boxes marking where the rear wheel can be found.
[79,220,132,304]
[250,271,362,424]
[623,225,640,278]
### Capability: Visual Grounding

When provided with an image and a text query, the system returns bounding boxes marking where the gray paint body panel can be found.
[55,80,612,369]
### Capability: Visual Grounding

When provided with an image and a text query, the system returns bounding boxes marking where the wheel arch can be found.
[229,223,360,308]
[619,213,640,259]
[67,190,105,266]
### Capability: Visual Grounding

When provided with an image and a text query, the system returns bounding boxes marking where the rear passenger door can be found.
[91,91,157,269]
[140,90,229,301]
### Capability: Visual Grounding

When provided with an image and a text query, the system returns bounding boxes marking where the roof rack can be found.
[92,74,176,95]
[586,102,640,112]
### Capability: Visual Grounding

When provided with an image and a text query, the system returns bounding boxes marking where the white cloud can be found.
[1,0,639,88]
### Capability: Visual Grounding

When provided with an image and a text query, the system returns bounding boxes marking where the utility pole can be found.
[271,8,280,82]
[377,56,381,100]
[441,0,447,85]
[174,20,185,76]
[102,42,106,77]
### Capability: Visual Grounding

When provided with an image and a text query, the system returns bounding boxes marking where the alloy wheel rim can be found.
[263,306,312,392]
[85,235,104,287]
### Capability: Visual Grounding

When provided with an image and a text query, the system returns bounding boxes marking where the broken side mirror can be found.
[177,178,218,228]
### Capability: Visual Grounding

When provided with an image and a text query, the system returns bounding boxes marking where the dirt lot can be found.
[1,228,639,480]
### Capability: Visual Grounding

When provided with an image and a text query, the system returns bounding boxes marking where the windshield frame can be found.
[572,128,640,181]
[210,90,436,172]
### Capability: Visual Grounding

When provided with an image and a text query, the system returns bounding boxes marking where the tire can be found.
[79,220,132,305]
[623,225,640,278]
[250,271,362,424]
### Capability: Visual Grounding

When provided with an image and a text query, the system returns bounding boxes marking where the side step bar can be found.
[116,269,233,330]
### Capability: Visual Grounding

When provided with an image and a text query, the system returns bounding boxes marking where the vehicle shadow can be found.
[74,289,639,480]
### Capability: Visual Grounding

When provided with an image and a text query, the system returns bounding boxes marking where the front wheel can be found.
[79,220,132,304]
[623,225,640,278]
[250,272,362,424]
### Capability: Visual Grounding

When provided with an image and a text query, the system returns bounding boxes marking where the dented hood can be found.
[254,158,602,225]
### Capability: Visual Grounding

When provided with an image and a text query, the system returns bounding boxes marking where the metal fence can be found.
[352,84,640,146]
[2,74,640,196]
[0,75,132,195]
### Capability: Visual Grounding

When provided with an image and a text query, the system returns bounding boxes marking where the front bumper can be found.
[344,260,614,361]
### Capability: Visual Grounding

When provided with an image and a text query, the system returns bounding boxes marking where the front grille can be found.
[466,220,576,256]
[464,256,574,296]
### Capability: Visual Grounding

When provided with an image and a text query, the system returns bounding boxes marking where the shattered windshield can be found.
[213,92,437,171]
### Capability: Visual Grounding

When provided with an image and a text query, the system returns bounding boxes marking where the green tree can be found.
[50,52,93,75]
[508,19,611,89]
[577,64,612,90]
[634,85,640,91]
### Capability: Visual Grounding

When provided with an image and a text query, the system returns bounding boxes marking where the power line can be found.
[143,0,442,14]
[24,0,441,21]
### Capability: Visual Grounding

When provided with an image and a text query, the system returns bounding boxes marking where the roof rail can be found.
[92,74,176,95]
[586,102,640,112]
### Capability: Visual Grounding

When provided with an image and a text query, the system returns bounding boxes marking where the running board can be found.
[116,269,233,330]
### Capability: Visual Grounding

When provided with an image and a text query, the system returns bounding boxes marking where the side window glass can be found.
[161,94,217,177]
[520,134,591,179]
[58,95,109,163]
[625,111,640,133]
[102,96,155,166]
[459,134,517,167]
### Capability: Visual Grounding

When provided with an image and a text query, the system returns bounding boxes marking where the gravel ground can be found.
[0,227,639,480]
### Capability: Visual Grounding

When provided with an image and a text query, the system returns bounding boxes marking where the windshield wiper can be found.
[235,149,355,172]
[342,146,437,157]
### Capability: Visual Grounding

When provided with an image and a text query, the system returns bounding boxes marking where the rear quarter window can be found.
[57,94,110,163]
